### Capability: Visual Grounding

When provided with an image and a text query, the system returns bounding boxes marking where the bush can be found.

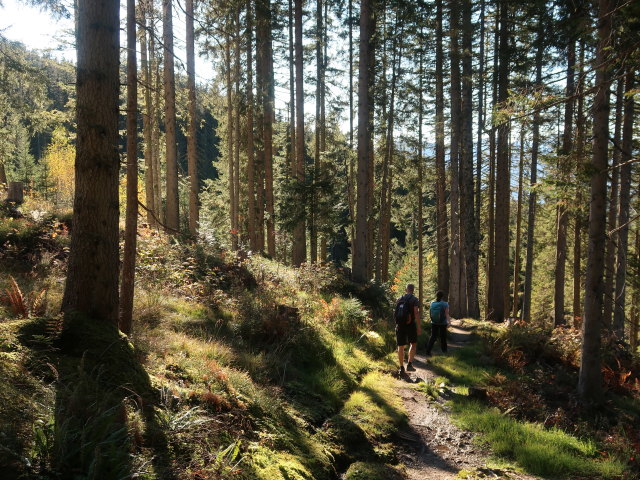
[319,297,371,338]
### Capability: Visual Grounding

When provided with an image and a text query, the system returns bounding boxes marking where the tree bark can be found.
[603,78,624,329]
[573,43,586,327]
[163,0,179,232]
[435,0,449,295]
[246,0,257,252]
[150,16,163,224]
[553,40,576,327]
[120,0,138,335]
[522,12,543,322]
[62,0,120,324]
[579,0,613,405]
[139,0,155,227]
[475,0,485,239]
[225,31,236,250]
[186,0,198,236]
[292,0,307,266]
[613,70,635,340]
[234,11,242,246]
[352,0,373,283]
[461,0,478,318]
[449,0,463,317]
[512,128,525,318]
[489,0,510,322]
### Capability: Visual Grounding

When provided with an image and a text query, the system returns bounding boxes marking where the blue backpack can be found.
[429,301,447,325]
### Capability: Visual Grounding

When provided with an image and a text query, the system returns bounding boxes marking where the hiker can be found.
[426,290,450,356]
[395,283,421,375]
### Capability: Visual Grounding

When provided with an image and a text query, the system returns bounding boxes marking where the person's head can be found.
[436,290,445,301]
[406,284,415,294]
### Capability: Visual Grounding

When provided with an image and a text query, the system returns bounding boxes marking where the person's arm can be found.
[414,304,421,335]
[445,306,451,325]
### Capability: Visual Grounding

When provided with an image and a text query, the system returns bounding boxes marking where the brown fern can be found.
[3,276,27,318]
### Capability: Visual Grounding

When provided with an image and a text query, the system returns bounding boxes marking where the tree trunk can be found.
[475,0,485,239]
[353,0,373,283]
[489,0,510,322]
[603,78,624,329]
[120,0,138,335]
[553,40,576,327]
[225,32,236,250]
[150,18,163,224]
[292,0,306,266]
[449,0,463,317]
[522,13,543,322]
[573,43,586,327]
[186,0,198,236]
[246,0,257,252]
[435,0,449,295]
[311,0,323,263]
[163,0,179,232]
[62,0,120,324]
[234,12,242,246]
[579,0,613,405]
[613,70,635,340]
[139,0,155,227]
[461,0,478,318]
[512,128,525,319]
[631,229,640,354]
[418,32,424,320]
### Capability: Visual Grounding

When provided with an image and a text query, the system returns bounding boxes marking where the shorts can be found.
[396,322,418,347]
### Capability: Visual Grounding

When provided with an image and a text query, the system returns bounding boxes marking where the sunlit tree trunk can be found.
[435,0,449,294]
[186,0,198,236]
[475,0,485,239]
[139,0,155,227]
[62,0,120,323]
[225,31,237,250]
[579,0,614,404]
[573,43,586,327]
[234,11,241,246]
[150,13,163,224]
[512,128,525,318]
[246,0,257,252]
[120,0,138,335]
[292,0,306,266]
[163,0,179,232]
[353,0,373,283]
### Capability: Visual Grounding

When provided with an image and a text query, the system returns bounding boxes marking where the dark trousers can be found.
[426,324,448,354]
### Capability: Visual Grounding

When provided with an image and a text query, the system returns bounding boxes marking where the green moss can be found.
[343,461,403,480]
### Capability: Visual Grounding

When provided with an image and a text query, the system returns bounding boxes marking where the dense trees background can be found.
[1,0,639,407]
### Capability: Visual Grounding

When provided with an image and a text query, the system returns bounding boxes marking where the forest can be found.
[1,0,639,478]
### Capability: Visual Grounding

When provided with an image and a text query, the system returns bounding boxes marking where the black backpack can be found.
[394,295,413,325]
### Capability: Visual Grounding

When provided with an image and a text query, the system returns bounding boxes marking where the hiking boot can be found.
[398,365,406,376]
[406,362,416,372]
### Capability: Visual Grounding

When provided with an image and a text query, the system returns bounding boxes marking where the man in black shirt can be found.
[395,284,421,375]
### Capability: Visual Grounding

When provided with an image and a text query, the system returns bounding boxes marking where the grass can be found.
[424,330,629,479]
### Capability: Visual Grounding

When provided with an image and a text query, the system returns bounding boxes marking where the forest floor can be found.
[396,323,538,480]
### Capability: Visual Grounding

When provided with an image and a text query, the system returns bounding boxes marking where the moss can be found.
[343,461,403,480]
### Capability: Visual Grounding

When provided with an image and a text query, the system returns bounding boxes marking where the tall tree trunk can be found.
[522,13,543,322]
[485,9,499,319]
[461,0,478,318]
[353,0,373,283]
[613,70,635,340]
[489,0,510,322]
[246,0,257,252]
[234,12,242,246]
[418,32,425,319]
[225,31,237,250]
[475,0,485,238]
[435,0,449,295]
[320,0,328,261]
[139,0,155,227]
[311,0,324,263]
[573,43,586,327]
[631,229,640,354]
[579,0,613,404]
[512,128,525,318]
[553,40,576,327]
[186,0,198,236]
[603,78,624,328]
[62,0,120,323]
[449,0,463,317]
[257,0,276,258]
[150,15,163,224]
[292,0,307,266]
[120,0,138,335]
[163,0,179,231]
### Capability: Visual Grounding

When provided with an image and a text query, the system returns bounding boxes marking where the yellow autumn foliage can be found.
[43,129,75,207]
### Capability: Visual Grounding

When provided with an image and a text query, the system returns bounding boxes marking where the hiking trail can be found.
[395,321,539,480]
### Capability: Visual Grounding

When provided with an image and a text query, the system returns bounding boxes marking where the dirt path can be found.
[395,321,537,480]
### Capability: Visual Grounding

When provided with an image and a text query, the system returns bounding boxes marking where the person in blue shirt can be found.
[426,290,450,356]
